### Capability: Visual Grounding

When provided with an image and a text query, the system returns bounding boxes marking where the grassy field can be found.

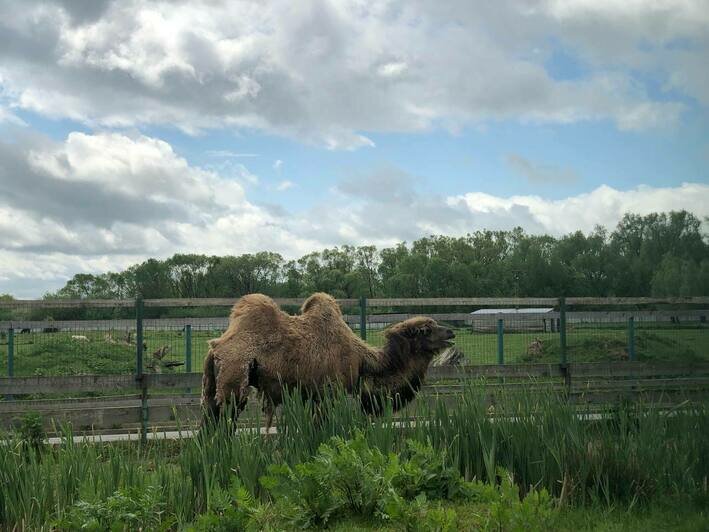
[1,386,707,529]
[368,324,709,364]
[0,323,707,377]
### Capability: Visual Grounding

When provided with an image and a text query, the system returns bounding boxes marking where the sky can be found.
[0,0,708,298]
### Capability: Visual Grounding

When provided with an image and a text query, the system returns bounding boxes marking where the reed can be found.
[1,383,707,528]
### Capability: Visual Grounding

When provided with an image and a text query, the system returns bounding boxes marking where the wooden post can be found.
[559,297,567,365]
[359,296,367,341]
[497,318,504,365]
[627,317,635,361]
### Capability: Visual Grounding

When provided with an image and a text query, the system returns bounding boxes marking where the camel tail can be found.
[201,349,219,424]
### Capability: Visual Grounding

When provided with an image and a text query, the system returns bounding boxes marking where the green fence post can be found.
[136,298,144,376]
[627,317,635,361]
[559,297,567,365]
[185,323,193,395]
[497,318,504,364]
[185,324,192,373]
[7,327,13,378]
[135,297,147,444]
[359,296,367,341]
[6,328,13,400]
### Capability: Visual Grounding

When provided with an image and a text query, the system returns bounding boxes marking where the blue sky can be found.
[0,0,708,297]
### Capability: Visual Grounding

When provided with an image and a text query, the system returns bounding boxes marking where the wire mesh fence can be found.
[564,308,708,364]
[1,297,707,378]
[0,300,137,377]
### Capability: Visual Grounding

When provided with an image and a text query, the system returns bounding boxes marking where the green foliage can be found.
[259,432,556,530]
[31,209,708,306]
[1,389,708,529]
[393,439,470,501]
[187,478,258,532]
[54,486,170,532]
[486,469,555,532]
[16,411,45,450]
[260,432,393,527]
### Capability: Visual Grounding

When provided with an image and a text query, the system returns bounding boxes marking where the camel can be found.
[201,292,455,428]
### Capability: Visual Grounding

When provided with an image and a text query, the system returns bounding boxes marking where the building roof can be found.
[470,308,554,315]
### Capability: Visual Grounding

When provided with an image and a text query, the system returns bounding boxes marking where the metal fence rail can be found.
[2,362,709,438]
[1,297,707,378]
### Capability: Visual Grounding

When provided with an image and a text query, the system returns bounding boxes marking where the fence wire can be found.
[1,300,707,378]
[0,302,136,377]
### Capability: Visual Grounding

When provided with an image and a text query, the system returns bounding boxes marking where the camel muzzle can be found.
[439,328,455,347]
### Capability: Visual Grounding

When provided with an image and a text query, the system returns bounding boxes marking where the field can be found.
[2,312,707,529]
[1,323,707,377]
[1,385,708,530]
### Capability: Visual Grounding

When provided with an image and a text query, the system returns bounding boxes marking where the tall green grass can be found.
[1,384,707,528]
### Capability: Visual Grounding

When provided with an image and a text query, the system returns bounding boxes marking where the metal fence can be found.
[0,297,707,378]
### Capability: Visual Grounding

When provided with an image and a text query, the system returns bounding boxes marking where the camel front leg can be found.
[215,360,252,428]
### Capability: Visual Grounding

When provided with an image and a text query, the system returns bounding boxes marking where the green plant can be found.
[54,486,169,531]
[16,411,45,450]
[188,478,258,532]
[393,438,468,501]
[486,469,555,532]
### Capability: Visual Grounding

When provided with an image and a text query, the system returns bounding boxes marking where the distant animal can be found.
[152,345,170,360]
[201,292,455,428]
[71,335,89,342]
[146,345,183,373]
[20,328,31,334]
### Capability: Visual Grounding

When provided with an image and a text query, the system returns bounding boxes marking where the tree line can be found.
[7,211,709,302]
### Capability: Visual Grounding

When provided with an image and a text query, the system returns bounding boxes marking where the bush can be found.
[54,486,170,532]
[258,432,557,530]
[17,411,45,451]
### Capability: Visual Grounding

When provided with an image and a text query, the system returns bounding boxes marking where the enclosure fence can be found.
[0,296,707,378]
[1,296,708,439]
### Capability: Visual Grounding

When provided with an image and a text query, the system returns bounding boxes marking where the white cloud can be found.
[453,183,709,236]
[506,154,579,184]
[0,104,25,126]
[206,150,259,158]
[234,163,259,185]
[273,159,283,171]
[1,132,706,297]
[0,0,705,147]
[276,180,294,191]
[0,131,317,288]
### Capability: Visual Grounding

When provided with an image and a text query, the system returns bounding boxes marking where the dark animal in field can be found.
[201,292,455,428]
[20,328,31,334]
[152,345,170,360]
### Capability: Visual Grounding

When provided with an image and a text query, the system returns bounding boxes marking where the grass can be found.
[369,324,709,365]
[328,501,709,531]
[0,323,706,377]
[1,384,708,529]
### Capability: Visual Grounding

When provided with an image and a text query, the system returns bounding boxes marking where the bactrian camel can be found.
[201,292,455,427]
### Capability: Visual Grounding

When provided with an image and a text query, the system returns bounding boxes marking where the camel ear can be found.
[410,325,431,337]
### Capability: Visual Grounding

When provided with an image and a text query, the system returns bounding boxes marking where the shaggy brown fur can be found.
[201,292,455,427]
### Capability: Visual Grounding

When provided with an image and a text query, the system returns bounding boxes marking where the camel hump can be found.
[230,293,280,321]
[300,292,341,317]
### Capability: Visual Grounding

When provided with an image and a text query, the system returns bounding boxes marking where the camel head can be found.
[384,316,456,357]
[359,317,455,416]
